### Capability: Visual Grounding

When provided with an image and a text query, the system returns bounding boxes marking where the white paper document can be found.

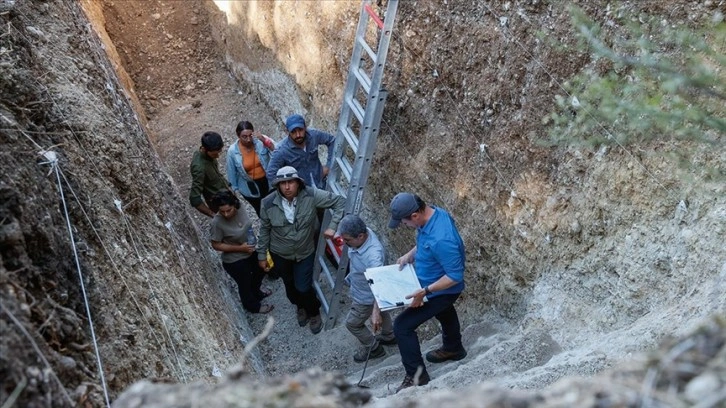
[364,263,426,311]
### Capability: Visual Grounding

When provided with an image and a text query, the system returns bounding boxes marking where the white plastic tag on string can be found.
[211,364,222,378]
[39,150,59,175]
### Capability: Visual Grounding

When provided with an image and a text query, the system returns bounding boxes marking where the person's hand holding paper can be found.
[404,286,427,308]
[364,263,425,311]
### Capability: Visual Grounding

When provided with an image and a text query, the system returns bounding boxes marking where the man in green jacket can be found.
[257,166,345,334]
[189,131,229,217]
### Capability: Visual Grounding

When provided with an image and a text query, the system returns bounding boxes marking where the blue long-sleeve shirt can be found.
[345,228,386,305]
[265,128,335,189]
[414,206,466,297]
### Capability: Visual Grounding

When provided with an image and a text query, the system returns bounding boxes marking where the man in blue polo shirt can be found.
[266,114,335,190]
[388,192,467,393]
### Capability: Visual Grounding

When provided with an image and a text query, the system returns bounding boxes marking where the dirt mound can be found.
[1,0,724,406]
[113,318,726,407]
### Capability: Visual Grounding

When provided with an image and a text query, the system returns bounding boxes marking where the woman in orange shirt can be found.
[226,121,276,215]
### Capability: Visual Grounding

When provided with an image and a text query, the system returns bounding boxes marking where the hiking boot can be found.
[296,308,309,327]
[309,314,323,334]
[425,347,467,363]
[376,335,397,346]
[395,370,430,393]
[353,344,385,363]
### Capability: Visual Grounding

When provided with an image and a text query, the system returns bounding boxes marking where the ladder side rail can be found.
[335,0,397,169]
[344,90,388,216]
[312,208,334,314]
[323,248,350,327]
[363,1,397,117]
[331,0,396,191]
[313,282,330,315]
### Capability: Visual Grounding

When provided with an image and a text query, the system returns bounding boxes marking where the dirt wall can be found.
[208,0,725,338]
[1,1,262,406]
[1,0,724,406]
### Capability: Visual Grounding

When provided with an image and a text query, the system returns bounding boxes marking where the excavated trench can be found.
[1,0,724,406]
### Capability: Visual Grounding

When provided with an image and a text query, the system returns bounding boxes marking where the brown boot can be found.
[425,347,467,363]
[395,370,430,393]
[296,308,309,327]
[309,314,323,334]
[353,344,385,363]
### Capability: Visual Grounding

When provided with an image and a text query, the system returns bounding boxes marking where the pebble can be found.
[685,373,720,403]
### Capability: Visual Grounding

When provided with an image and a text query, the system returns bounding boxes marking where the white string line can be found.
[12,25,191,383]
[21,18,249,384]
[162,221,240,371]
[6,8,118,183]
[59,151,239,381]
[479,2,679,199]
[64,0,149,134]
[0,302,74,407]
[12,3,235,381]
[163,220,249,344]
[116,210,188,383]
[71,13,243,365]
[43,153,111,407]
[16,0,261,384]
[10,121,175,397]
[55,166,178,372]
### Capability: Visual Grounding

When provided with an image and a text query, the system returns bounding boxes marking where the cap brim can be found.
[273,176,303,186]
[388,217,401,229]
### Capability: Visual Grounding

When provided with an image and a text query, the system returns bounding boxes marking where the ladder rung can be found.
[345,96,365,124]
[363,3,384,29]
[326,239,341,266]
[318,256,335,287]
[313,281,330,313]
[356,35,377,64]
[340,126,359,153]
[335,156,353,182]
[353,67,371,94]
[329,180,347,198]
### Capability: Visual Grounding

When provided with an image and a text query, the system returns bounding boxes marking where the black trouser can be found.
[394,293,463,376]
[271,252,321,317]
[242,177,270,216]
[222,254,266,313]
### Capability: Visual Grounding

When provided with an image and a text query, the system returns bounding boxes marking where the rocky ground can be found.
[1,0,724,407]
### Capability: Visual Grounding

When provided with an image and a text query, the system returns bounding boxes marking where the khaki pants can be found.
[345,302,394,347]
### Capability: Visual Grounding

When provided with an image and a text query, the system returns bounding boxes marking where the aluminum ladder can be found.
[312,0,399,329]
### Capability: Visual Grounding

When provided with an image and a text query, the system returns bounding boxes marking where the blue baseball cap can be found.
[285,114,306,132]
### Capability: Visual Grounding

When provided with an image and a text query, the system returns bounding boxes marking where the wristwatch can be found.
[424,286,432,296]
